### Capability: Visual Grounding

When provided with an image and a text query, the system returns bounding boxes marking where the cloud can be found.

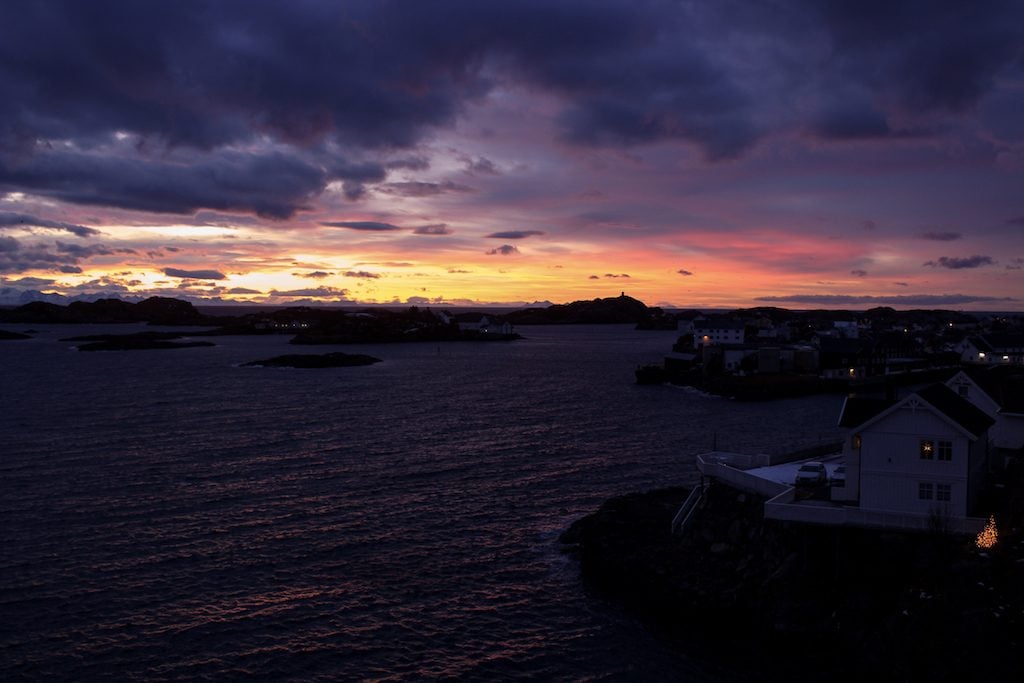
[295,270,333,279]
[59,265,83,273]
[228,287,262,294]
[1006,258,1024,271]
[486,230,545,239]
[463,157,499,175]
[377,181,474,197]
[486,244,519,255]
[860,220,877,230]
[588,275,600,279]
[0,212,100,237]
[850,269,868,277]
[677,269,694,276]
[894,282,909,287]
[1007,217,1024,227]
[603,273,630,278]
[447,268,471,273]
[756,293,1015,306]
[321,221,403,232]
[923,255,995,269]
[163,267,227,280]
[920,231,963,241]
[342,270,380,278]
[414,224,452,235]
[270,286,349,298]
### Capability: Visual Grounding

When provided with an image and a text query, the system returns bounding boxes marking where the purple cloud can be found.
[486,244,519,255]
[414,224,452,235]
[486,230,545,239]
[163,268,227,280]
[321,221,403,232]
[850,269,868,277]
[923,255,995,269]
[677,269,694,276]
[920,231,963,241]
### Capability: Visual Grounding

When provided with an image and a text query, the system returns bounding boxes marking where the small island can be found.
[60,331,215,351]
[242,352,382,368]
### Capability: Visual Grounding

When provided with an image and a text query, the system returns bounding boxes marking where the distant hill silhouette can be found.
[505,294,649,324]
[0,297,206,325]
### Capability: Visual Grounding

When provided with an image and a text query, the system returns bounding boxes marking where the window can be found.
[936,484,951,502]
[852,434,862,450]
[920,440,934,460]
[918,483,933,500]
[937,441,952,461]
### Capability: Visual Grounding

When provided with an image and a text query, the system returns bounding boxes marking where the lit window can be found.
[937,441,952,461]
[979,352,986,359]
[852,434,862,449]
[920,440,934,459]
[918,483,933,500]
[936,484,951,502]
[848,368,856,377]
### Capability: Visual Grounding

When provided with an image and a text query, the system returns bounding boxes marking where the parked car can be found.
[794,461,828,486]
[830,464,846,487]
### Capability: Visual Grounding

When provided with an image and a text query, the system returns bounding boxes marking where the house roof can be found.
[981,333,1024,351]
[963,366,1024,414]
[838,396,895,428]
[916,383,995,438]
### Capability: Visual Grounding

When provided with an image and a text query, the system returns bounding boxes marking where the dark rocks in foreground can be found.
[562,474,1024,681]
[0,329,31,340]
[243,352,382,368]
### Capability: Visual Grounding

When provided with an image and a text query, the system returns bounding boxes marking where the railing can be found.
[671,484,704,535]
[696,452,791,498]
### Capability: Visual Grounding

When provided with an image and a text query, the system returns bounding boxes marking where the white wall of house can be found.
[857,405,973,518]
[693,325,744,348]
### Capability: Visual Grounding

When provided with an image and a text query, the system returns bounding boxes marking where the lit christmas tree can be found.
[975,515,998,549]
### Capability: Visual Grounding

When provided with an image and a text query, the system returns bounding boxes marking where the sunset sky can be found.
[1,0,1022,310]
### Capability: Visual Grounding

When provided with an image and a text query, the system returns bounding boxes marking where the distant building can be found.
[692,319,745,349]
[960,334,1024,365]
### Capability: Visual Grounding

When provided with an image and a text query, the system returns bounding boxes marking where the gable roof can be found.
[842,384,994,440]
[915,383,995,439]
[963,365,1024,414]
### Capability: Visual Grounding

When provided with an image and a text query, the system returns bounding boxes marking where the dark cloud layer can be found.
[0,212,99,237]
[923,255,995,269]
[757,293,1014,306]
[321,221,403,232]
[486,230,545,239]
[163,267,227,280]
[1,0,1019,220]
[486,244,519,255]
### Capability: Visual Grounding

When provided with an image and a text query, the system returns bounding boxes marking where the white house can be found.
[960,334,1024,365]
[456,314,512,335]
[836,384,994,521]
[692,319,745,348]
[946,367,1024,451]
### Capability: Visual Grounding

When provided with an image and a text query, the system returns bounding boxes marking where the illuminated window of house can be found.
[852,434,862,450]
[918,482,933,500]
[936,484,951,501]
[919,440,934,460]
[937,441,952,461]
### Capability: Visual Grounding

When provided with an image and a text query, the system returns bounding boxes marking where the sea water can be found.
[0,324,843,680]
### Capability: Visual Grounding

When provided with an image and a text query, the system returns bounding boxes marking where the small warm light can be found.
[852,434,862,449]
[848,367,855,377]
[1003,356,1010,361]
[922,442,934,454]
[975,515,998,549]
[979,352,986,359]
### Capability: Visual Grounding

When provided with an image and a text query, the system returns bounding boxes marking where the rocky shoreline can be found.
[561,474,1024,680]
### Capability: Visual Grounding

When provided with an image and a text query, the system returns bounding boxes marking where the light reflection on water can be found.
[0,324,843,680]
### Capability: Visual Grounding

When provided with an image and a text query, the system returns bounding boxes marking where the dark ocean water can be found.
[0,324,843,681]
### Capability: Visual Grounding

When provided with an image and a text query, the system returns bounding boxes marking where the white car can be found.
[830,464,847,487]
[794,461,827,486]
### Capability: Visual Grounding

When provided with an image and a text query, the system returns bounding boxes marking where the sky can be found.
[1,0,1022,310]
